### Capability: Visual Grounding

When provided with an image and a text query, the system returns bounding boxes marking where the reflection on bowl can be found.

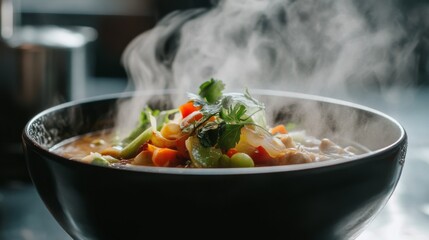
[22,90,406,240]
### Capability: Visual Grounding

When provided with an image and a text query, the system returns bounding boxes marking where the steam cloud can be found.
[116,0,419,137]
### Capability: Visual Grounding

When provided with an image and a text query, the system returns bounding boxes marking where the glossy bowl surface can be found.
[22,90,407,240]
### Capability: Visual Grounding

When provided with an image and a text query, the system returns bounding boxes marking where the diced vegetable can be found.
[148,145,181,167]
[119,127,153,159]
[100,147,121,158]
[269,124,288,135]
[180,111,203,129]
[251,146,273,165]
[230,153,254,168]
[91,156,110,166]
[179,101,201,118]
[175,135,190,159]
[226,148,238,158]
[160,122,182,140]
[133,150,153,166]
[236,126,286,158]
[185,136,223,168]
[151,131,177,148]
[66,79,360,169]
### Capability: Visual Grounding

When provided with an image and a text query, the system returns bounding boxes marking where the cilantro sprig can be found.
[198,78,225,104]
[185,79,266,151]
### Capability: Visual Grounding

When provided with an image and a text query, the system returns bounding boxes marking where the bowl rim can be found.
[23,89,407,175]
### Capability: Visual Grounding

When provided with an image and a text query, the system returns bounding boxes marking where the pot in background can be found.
[0,25,96,181]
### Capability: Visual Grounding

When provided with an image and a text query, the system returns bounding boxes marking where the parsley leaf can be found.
[217,123,243,151]
[198,78,225,104]
[191,79,266,151]
[244,88,262,107]
[197,122,222,148]
[220,101,248,124]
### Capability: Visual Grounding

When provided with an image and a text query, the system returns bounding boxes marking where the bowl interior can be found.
[24,89,405,173]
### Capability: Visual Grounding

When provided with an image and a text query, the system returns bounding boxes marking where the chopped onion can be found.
[236,126,286,158]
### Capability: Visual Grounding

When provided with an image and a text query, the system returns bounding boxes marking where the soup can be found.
[52,79,365,168]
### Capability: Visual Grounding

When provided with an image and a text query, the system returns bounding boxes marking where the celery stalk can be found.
[119,127,153,159]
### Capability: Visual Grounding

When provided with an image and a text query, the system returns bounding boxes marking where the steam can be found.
[117,0,418,137]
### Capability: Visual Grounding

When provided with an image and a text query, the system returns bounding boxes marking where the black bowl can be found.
[22,90,406,240]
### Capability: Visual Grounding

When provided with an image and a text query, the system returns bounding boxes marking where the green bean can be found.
[119,127,152,159]
[230,153,255,168]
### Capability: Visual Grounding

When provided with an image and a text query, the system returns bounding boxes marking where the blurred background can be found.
[0,0,213,182]
[0,0,428,239]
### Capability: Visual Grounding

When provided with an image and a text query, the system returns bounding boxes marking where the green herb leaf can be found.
[197,122,222,148]
[244,88,262,107]
[220,102,248,124]
[181,102,222,134]
[198,78,225,104]
[217,123,243,151]
[191,80,266,151]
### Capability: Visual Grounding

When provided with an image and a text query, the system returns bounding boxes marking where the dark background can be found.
[19,0,214,78]
[0,0,214,182]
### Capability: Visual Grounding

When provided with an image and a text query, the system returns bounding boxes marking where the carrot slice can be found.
[179,101,201,118]
[270,124,288,135]
[148,144,181,167]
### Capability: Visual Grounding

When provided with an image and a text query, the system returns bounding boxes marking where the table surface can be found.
[1,78,428,240]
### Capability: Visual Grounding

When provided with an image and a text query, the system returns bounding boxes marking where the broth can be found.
[51,80,368,168]
[52,129,366,168]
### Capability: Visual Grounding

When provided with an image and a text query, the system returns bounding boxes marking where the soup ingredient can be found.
[54,79,362,168]
[270,124,288,135]
[119,127,153,159]
[229,153,255,168]
[198,78,225,103]
[186,136,223,167]
[148,144,182,167]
